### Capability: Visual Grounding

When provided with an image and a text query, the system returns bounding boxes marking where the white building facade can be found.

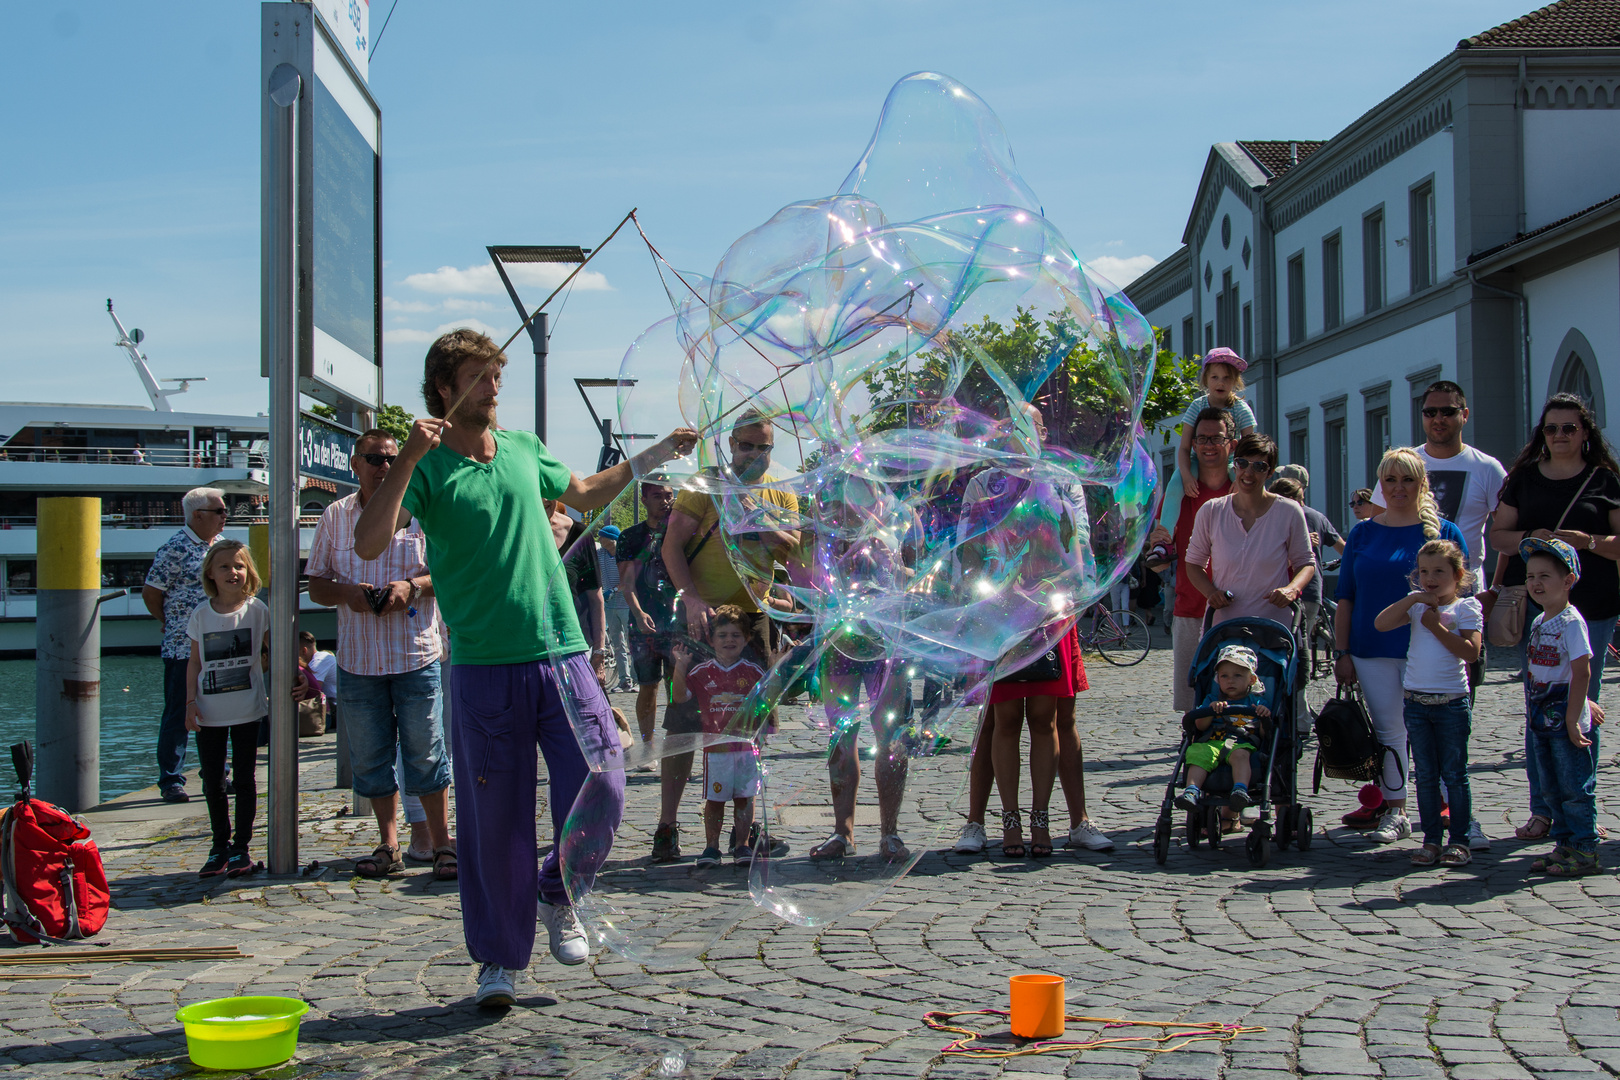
[1125,0,1620,533]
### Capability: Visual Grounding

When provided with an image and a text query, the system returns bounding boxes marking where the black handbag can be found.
[1312,682,1404,792]
[1002,645,1064,683]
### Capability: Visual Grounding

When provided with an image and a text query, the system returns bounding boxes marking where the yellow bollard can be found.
[249,523,271,588]
[35,497,102,811]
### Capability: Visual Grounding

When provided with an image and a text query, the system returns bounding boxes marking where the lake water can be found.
[0,656,168,802]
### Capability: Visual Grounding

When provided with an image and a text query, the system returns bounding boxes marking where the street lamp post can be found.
[487,245,590,442]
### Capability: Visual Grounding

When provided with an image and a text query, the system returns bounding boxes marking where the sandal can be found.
[431,846,458,881]
[877,835,911,863]
[1515,815,1552,841]
[1028,809,1053,859]
[809,833,855,860]
[1409,844,1441,867]
[1546,851,1601,877]
[1000,809,1025,858]
[1531,845,1572,872]
[354,843,403,879]
[1439,845,1471,867]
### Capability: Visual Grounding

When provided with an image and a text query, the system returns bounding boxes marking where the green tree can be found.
[375,404,415,443]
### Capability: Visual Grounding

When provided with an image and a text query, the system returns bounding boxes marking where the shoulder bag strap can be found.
[1554,467,1600,531]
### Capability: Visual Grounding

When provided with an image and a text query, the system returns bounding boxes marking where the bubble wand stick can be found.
[442,207,639,422]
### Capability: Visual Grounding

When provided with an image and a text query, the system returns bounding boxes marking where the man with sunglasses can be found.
[306,430,453,884]
[143,487,229,803]
[1372,381,1505,589]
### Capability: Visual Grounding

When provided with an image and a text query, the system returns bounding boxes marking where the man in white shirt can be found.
[1373,380,1506,585]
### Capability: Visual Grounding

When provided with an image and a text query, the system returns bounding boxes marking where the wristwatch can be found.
[1590,535,1599,551]
[1332,649,1348,660]
[408,579,422,601]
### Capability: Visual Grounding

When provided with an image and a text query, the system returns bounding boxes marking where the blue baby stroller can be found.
[1152,615,1308,868]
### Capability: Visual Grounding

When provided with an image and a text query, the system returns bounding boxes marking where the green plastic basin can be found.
[174,995,310,1070]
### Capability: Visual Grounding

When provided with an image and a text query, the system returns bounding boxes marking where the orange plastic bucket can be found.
[1008,973,1065,1039]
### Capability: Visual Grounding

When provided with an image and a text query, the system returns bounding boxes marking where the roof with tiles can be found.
[1458,0,1620,49]
[1235,140,1326,180]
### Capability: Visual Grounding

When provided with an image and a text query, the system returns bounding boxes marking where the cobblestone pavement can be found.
[7,636,1620,1080]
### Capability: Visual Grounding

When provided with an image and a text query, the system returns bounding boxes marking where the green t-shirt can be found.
[402,429,584,664]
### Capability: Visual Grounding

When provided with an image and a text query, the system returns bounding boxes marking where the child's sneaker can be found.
[1227,784,1251,810]
[1342,784,1384,828]
[225,848,256,878]
[651,823,680,863]
[1174,785,1202,811]
[1368,809,1412,844]
[1468,819,1491,851]
[694,847,722,868]
[198,846,229,879]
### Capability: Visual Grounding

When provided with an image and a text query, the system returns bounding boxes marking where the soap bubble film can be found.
[550,70,1159,963]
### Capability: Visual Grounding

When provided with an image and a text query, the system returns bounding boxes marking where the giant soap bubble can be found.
[551,71,1159,965]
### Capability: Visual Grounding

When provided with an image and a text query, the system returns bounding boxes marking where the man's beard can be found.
[453,400,496,431]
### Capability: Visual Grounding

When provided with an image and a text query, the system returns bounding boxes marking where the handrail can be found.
[0,446,267,468]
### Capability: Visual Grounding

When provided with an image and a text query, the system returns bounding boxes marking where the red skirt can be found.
[991,626,1087,703]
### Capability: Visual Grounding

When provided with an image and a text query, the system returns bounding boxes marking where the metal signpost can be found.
[263,3,382,875]
[488,246,589,441]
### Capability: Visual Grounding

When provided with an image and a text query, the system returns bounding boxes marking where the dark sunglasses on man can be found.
[358,452,398,467]
[1421,406,1460,418]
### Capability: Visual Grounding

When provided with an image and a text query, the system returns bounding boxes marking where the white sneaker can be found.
[1369,810,1412,844]
[538,900,590,966]
[475,962,517,1006]
[1468,819,1491,851]
[1066,819,1115,852]
[954,821,987,854]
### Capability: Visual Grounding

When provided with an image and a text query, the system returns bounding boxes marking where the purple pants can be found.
[451,653,625,970]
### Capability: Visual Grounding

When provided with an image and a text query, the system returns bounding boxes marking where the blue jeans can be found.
[156,657,192,790]
[1524,611,1615,821]
[339,662,451,800]
[1527,725,1599,854]
[1404,696,1471,848]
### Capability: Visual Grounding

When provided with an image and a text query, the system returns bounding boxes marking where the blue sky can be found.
[1,0,1533,473]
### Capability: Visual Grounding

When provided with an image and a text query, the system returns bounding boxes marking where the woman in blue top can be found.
[1334,447,1467,845]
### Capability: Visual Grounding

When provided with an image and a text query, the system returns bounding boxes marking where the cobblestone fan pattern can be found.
[6,643,1620,1080]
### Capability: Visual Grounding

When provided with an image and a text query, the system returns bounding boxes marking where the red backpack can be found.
[0,743,109,944]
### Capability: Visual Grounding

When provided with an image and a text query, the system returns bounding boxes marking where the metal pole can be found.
[535,312,549,443]
[267,63,301,875]
[35,498,100,812]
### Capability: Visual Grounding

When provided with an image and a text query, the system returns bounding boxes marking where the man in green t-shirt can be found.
[355,329,695,1007]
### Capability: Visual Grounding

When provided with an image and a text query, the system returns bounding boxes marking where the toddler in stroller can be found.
[1175,644,1269,812]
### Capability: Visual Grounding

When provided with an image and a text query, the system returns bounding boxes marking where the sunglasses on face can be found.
[1422,406,1461,418]
[197,507,228,516]
[358,452,398,466]
[734,440,774,453]
[1232,457,1271,473]
[1349,499,1368,508]
[1543,422,1581,436]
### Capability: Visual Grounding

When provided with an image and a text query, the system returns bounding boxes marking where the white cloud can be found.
[401,261,611,296]
[1086,254,1158,288]
[384,318,507,346]
[384,296,500,314]
[383,296,436,313]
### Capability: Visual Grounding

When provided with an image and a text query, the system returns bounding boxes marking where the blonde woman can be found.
[1333,448,1468,843]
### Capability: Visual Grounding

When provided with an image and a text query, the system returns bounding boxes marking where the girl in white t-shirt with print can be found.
[1374,540,1483,867]
[185,539,271,880]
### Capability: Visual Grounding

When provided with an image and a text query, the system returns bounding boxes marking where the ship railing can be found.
[0,446,269,468]
[0,514,324,529]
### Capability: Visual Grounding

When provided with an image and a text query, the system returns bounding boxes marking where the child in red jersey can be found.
[672,605,767,867]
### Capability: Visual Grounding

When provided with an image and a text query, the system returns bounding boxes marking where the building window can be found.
[1288,411,1310,476]
[1287,254,1306,346]
[1181,316,1194,359]
[1560,352,1595,405]
[1205,322,1214,352]
[1363,209,1385,313]
[1410,181,1436,291]
[1160,324,1172,356]
[1407,365,1442,444]
[1364,384,1391,488]
[1323,233,1343,331]
[1324,406,1348,531]
[1242,302,1252,360]
[1215,270,1239,350]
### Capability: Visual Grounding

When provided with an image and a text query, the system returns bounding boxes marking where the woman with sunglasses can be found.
[1184,433,1315,627]
[1349,489,1382,522]
[1336,447,1468,844]
[1487,392,1620,842]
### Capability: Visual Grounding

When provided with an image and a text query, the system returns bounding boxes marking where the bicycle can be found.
[1078,602,1150,666]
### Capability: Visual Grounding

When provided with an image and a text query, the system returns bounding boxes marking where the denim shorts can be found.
[339,661,451,799]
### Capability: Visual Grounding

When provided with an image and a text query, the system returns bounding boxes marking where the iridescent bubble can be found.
[551,70,1159,963]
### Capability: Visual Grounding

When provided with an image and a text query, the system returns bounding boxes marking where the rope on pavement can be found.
[922,1009,1266,1059]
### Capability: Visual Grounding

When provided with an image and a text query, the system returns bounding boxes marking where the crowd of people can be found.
[144,329,1619,1005]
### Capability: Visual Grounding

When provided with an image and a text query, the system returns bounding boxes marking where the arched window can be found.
[1548,328,1607,429]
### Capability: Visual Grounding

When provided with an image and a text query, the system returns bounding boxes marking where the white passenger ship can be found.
[0,304,339,656]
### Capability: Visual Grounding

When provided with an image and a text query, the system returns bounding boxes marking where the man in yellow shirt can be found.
[652,412,799,860]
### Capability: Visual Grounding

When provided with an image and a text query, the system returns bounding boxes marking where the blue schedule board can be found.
[299,413,359,489]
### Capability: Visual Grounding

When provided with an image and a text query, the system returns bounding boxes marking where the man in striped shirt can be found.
[307,429,454,882]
